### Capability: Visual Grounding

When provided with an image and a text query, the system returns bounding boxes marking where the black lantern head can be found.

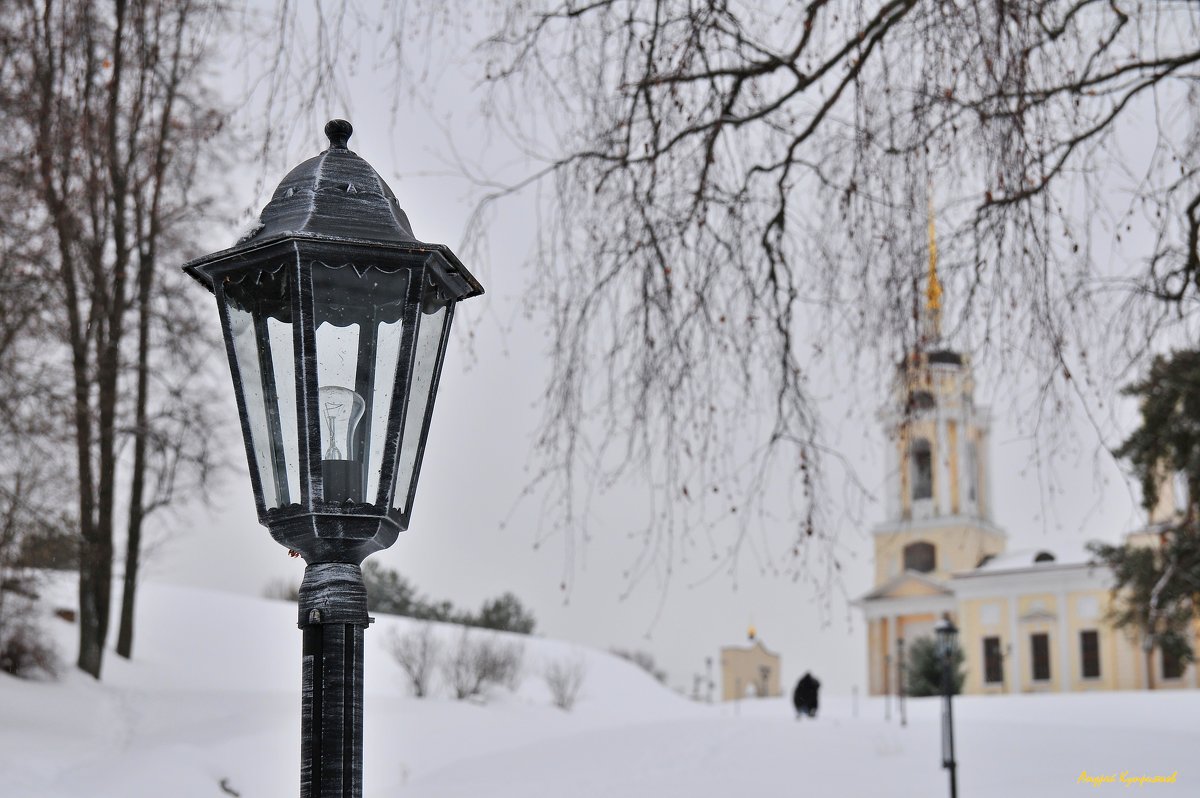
[185,121,483,563]
[935,615,958,658]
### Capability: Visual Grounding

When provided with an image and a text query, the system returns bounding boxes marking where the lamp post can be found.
[935,616,959,798]
[897,636,907,727]
[884,652,892,721]
[184,120,483,798]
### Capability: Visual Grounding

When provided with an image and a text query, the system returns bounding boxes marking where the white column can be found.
[982,426,994,521]
[889,613,898,691]
[936,418,950,517]
[1008,595,1022,693]
[956,409,968,518]
[1056,591,1070,692]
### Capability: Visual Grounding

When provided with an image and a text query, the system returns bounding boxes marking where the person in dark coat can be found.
[793,671,820,718]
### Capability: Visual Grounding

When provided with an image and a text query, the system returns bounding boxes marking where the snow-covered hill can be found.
[1,578,1195,797]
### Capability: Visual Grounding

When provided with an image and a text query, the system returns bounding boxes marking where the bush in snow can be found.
[544,654,587,710]
[610,647,667,684]
[441,628,525,700]
[387,622,442,698]
[0,581,59,680]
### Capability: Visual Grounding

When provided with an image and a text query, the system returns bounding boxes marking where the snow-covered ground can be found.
[1,577,1193,797]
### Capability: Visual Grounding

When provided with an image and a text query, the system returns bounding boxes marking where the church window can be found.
[966,442,978,503]
[983,636,1004,683]
[1030,633,1051,681]
[903,541,936,573]
[910,438,933,500]
[910,390,935,413]
[1080,630,1101,678]
[1162,648,1183,680]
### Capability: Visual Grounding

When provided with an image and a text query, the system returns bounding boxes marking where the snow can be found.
[2,576,1194,797]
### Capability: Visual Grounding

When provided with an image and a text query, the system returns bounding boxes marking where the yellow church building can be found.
[857,224,1198,696]
[719,627,783,700]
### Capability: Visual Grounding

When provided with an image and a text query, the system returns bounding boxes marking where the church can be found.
[856,222,1199,696]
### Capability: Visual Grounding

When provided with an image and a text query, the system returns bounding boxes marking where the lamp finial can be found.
[325,119,353,150]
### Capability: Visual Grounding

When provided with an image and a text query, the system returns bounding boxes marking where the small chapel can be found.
[855,213,1199,696]
[719,626,783,700]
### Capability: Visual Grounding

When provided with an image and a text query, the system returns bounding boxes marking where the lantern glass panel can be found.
[393,303,448,512]
[366,315,404,503]
[222,267,300,510]
[311,263,409,505]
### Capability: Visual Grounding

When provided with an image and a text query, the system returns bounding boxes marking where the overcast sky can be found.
[147,6,1155,698]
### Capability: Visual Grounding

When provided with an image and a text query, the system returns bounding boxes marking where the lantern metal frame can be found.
[184,120,482,798]
[186,235,475,562]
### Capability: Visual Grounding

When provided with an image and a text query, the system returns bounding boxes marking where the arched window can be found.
[903,541,936,573]
[1033,551,1056,563]
[910,438,933,500]
[910,390,935,413]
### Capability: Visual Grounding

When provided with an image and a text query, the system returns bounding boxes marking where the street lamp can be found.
[184,120,483,797]
[935,615,959,798]
[897,636,907,727]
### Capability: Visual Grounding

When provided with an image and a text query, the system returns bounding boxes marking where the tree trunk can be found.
[116,238,154,660]
[77,534,113,678]
[116,0,185,660]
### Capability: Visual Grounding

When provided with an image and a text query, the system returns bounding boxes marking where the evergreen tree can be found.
[361,560,421,617]
[1113,351,1200,520]
[905,637,964,698]
[360,561,536,633]
[472,593,537,635]
[1089,350,1200,688]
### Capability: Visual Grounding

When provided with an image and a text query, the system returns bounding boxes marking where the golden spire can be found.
[924,190,943,342]
[747,624,757,641]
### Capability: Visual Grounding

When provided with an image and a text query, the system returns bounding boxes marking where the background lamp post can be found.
[183,120,483,797]
[935,616,959,798]
[884,652,891,721]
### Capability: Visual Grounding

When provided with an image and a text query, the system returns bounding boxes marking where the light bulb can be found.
[319,385,366,503]
[319,385,365,460]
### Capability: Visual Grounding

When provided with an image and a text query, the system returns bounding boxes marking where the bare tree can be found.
[441,628,525,700]
[255,1,1200,590]
[2,0,225,678]
[457,0,1200,585]
[387,623,442,698]
[544,653,587,710]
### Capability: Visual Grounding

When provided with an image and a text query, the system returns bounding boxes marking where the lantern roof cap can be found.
[183,121,484,302]
[234,119,419,247]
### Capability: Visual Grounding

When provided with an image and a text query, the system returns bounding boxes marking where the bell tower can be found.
[871,201,1005,587]
[857,199,1007,697]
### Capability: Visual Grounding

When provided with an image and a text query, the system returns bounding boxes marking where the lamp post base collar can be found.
[297,562,371,628]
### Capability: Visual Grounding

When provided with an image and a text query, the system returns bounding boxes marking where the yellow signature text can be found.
[1079,771,1179,787]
